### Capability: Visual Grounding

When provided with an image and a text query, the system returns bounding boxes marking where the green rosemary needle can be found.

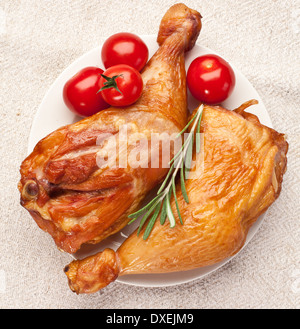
[128,104,204,240]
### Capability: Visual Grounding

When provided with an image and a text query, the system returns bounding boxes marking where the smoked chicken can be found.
[18,4,202,253]
[64,101,288,294]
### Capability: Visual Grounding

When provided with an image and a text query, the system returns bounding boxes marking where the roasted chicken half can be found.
[18,4,202,253]
[64,101,288,294]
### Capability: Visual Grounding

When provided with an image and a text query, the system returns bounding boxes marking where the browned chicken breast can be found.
[18,4,202,253]
[64,102,288,294]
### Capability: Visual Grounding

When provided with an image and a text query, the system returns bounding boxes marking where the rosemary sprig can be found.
[128,104,204,240]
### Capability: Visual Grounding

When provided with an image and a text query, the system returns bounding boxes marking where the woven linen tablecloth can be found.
[0,0,299,309]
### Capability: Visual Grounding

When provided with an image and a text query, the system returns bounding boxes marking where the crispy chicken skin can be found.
[64,102,288,294]
[18,4,202,253]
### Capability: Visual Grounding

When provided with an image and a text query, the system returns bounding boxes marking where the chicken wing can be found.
[18,4,202,253]
[64,101,288,294]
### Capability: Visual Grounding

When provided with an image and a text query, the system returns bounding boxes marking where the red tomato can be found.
[63,67,109,117]
[99,64,143,107]
[187,54,236,104]
[101,32,149,71]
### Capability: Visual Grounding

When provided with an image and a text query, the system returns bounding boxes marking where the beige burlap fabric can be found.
[0,0,299,308]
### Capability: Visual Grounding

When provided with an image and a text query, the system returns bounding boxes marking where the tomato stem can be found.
[97,74,123,94]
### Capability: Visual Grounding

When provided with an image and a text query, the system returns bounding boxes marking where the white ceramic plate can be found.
[28,35,272,288]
